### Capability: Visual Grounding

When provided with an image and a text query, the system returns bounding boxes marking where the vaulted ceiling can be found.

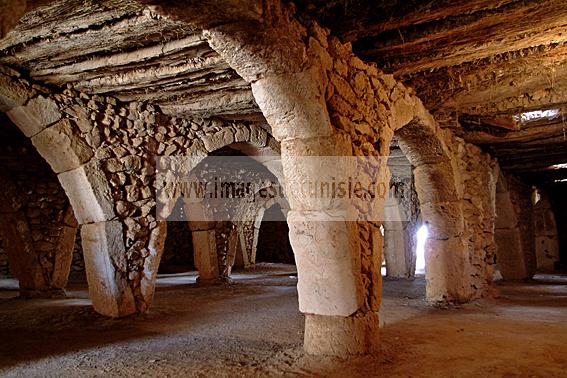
[0,0,259,120]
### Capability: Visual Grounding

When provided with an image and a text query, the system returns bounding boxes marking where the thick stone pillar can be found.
[203,12,382,355]
[185,201,222,284]
[81,221,136,317]
[191,229,221,284]
[247,208,264,265]
[419,200,470,302]
[225,227,239,274]
[234,225,252,268]
[383,196,411,278]
[409,157,472,302]
[383,227,408,278]
[279,130,378,355]
[58,161,139,316]
[534,196,560,272]
[0,211,49,294]
[494,174,535,280]
[1,73,170,317]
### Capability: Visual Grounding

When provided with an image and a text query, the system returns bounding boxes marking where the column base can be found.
[304,312,380,356]
[20,288,67,299]
[196,276,224,286]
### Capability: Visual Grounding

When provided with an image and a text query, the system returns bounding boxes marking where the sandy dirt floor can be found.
[0,264,565,377]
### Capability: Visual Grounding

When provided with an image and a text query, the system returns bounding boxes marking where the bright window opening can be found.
[548,163,567,170]
[415,225,428,274]
[514,109,559,123]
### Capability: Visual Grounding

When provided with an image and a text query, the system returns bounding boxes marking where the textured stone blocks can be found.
[7,95,61,137]
[0,74,30,112]
[81,221,136,317]
[192,229,220,282]
[288,210,360,316]
[32,119,94,173]
[304,312,379,355]
[58,161,115,224]
[251,67,333,141]
[424,237,471,302]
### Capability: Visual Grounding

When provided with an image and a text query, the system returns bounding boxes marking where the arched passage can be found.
[393,118,471,302]
[383,144,421,279]
[156,126,284,285]
[255,203,294,265]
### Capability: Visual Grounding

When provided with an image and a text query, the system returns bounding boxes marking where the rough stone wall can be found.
[236,220,256,267]
[188,153,284,278]
[0,167,77,293]
[0,109,81,285]
[305,23,408,315]
[0,239,10,278]
[215,221,236,277]
[70,232,85,278]
[454,141,497,295]
[305,22,499,302]
[18,171,76,284]
[494,172,536,280]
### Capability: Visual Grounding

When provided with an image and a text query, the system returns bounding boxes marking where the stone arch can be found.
[233,192,290,268]
[392,117,471,303]
[0,74,141,317]
[155,123,283,285]
[0,0,496,354]
[147,4,383,355]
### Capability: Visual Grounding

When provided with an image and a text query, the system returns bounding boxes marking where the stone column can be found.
[80,220,135,316]
[534,196,560,272]
[282,135,378,355]
[1,74,172,317]
[253,68,378,354]
[202,12,381,354]
[383,196,410,278]
[58,160,138,316]
[493,174,535,280]
[397,121,473,303]
[186,202,221,284]
[248,208,264,265]
[494,189,530,279]
[0,211,49,295]
[191,228,221,284]
[225,227,239,274]
[234,223,253,268]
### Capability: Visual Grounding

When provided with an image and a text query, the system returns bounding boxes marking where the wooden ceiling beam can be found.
[355,0,567,75]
